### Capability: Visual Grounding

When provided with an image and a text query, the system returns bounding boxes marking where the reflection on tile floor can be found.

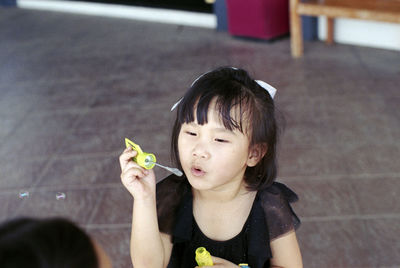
[1,7,399,268]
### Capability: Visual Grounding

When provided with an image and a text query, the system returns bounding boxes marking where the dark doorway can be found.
[71,0,213,13]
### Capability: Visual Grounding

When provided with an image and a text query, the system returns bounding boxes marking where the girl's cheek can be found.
[177,139,188,158]
[178,134,189,147]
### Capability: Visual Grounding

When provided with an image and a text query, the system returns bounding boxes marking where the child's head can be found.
[171,67,278,190]
[0,217,111,268]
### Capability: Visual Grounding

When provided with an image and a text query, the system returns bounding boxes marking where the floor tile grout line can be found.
[18,100,176,133]
[53,149,122,160]
[0,182,124,196]
[1,170,398,196]
[32,106,94,117]
[9,154,56,217]
[85,190,107,225]
[84,213,400,228]
[279,172,400,182]
[83,213,400,229]
[2,169,398,195]
[301,213,400,222]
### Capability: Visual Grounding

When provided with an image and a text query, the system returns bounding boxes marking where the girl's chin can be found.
[186,176,211,190]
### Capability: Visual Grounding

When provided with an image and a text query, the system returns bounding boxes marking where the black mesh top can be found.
[156,175,300,268]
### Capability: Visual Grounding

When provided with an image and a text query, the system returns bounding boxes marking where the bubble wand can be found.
[125,138,182,177]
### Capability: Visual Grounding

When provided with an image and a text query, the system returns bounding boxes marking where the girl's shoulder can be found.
[156,175,191,235]
[258,182,301,240]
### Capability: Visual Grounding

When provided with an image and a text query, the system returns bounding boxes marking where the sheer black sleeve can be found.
[156,175,190,235]
[259,182,301,241]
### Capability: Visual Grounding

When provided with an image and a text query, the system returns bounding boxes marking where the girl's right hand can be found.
[119,147,156,201]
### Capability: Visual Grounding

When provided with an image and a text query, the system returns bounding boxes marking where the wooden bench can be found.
[290,0,400,57]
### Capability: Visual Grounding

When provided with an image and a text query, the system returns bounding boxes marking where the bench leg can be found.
[326,17,334,45]
[290,0,303,57]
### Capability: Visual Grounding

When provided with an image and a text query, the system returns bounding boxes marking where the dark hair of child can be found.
[0,217,98,268]
[171,67,278,190]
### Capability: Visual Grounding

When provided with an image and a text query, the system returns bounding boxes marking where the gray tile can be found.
[363,218,400,267]
[56,130,127,155]
[37,155,120,187]
[324,143,400,175]
[1,133,69,161]
[283,179,359,218]
[55,120,173,168]
[0,110,82,160]
[0,157,49,189]
[11,188,103,225]
[297,218,400,268]
[351,176,400,215]
[89,74,185,109]
[0,87,37,118]
[73,104,174,135]
[31,80,96,112]
[87,187,133,225]
[0,192,25,223]
[0,115,23,142]
[278,144,328,177]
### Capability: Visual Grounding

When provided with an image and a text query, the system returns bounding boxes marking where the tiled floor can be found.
[1,7,399,268]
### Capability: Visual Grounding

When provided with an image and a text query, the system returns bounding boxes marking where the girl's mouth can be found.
[191,166,206,177]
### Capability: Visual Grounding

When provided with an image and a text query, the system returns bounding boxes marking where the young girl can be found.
[120,67,302,268]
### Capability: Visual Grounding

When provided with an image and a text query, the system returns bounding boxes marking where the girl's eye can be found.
[185,131,197,136]
[215,138,228,143]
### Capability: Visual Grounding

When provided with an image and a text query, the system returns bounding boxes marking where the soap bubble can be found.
[19,191,30,199]
[56,192,66,200]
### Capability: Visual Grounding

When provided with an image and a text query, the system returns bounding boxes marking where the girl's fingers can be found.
[211,256,225,262]
[210,256,238,267]
[195,256,235,268]
[119,148,137,170]
[121,167,147,184]
[121,160,146,175]
[194,256,222,268]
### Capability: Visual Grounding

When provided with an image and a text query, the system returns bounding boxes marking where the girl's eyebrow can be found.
[212,127,238,135]
[185,122,236,135]
[213,127,234,133]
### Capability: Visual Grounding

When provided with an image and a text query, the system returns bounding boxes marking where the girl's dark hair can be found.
[171,67,279,190]
[0,217,98,268]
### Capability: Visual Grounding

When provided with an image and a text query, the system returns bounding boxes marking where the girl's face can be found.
[178,100,260,192]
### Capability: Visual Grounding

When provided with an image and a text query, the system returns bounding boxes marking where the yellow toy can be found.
[125,138,156,169]
[125,138,183,176]
[195,247,213,266]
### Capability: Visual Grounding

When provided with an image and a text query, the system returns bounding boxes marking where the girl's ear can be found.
[247,143,267,167]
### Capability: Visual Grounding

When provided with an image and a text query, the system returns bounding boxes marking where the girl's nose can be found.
[192,142,210,159]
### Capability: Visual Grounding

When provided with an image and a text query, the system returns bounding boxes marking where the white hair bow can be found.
[255,80,276,99]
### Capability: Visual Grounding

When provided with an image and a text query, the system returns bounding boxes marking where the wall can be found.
[318,17,400,51]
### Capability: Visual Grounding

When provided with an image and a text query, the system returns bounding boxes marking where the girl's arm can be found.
[120,147,172,267]
[131,198,173,267]
[270,231,303,268]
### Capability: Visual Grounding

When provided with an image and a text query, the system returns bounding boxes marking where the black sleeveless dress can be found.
[156,175,300,268]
